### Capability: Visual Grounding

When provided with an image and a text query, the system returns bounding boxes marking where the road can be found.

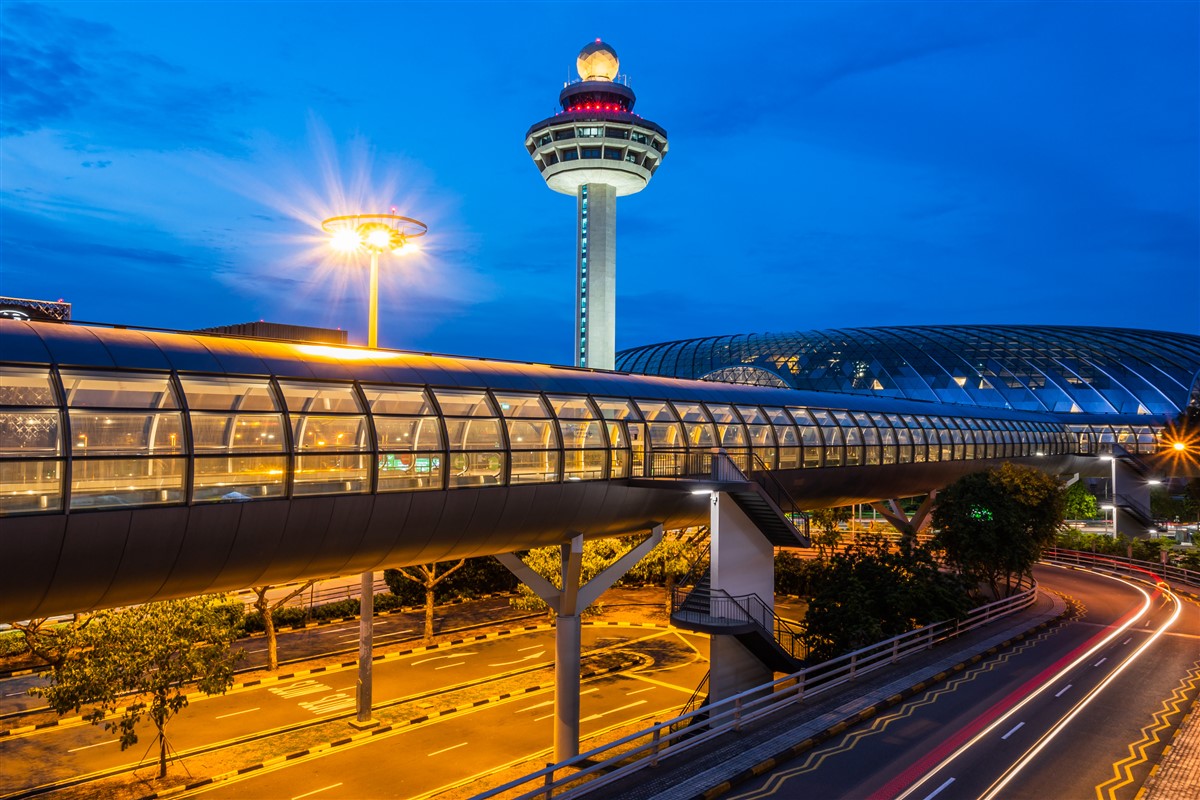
[727,564,1200,800]
[0,623,709,798]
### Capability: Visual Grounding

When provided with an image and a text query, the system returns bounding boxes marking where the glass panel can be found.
[560,419,604,449]
[510,450,560,483]
[293,454,369,495]
[433,388,495,417]
[363,385,435,415]
[0,411,61,456]
[736,405,768,425]
[548,395,597,419]
[191,413,286,452]
[704,404,738,423]
[606,421,626,447]
[717,422,746,447]
[375,417,442,450]
[276,381,362,414]
[445,418,504,449]
[70,411,184,455]
[762,407,792,425]
[609,449,629,479]
[635,400,677,421]
[507,419,559,449]
[562,448,605,481]
[179,376,278,411]
[448,451,505,487]
[70,457,185,508]
[378,452,443,491]
[648,422,684,448]
[686,422,716,447]
[0,368,56,406]
[292,416,369,451]
[193,455,287,501]
[61,371,178,409]
[493,392,551,418]
[0,459,62,513]
[747,424,774,446]
[594,398,640,420]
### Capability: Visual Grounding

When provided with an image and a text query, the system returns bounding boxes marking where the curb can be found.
[137,658,644,800]
[0,621,671,740]
[698,607,1071,800]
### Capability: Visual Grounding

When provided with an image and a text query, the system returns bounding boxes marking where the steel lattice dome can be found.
[616,325,1200,424]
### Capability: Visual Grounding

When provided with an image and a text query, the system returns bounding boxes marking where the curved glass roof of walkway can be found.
[616,325,1200,426]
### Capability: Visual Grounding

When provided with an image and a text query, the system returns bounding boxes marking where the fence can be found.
[1043,548,1198,589]
[475,583,1037,800]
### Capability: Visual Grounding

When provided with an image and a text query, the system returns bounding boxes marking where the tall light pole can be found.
[322,212,427,727]
[1102,454,1118,538]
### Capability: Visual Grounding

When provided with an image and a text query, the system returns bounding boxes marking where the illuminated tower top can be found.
[525,40,668,371]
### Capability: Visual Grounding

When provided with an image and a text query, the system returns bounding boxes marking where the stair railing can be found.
[745,452,811,541]
[670,671,710,734]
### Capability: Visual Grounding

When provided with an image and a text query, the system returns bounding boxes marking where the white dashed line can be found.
[1001,722,1024,740]
[922,778,955,800]
[1055,684,1072,697]
[626,687,655,696]
[291,783,342,799]
[67,738,119,753]
[1122,637,1132,645]
[434,662,465,670]
[1094,657,1107,667]
[428,741,469,757]
[215,707,260,719]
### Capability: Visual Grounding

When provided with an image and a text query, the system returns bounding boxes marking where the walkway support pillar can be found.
[497,525,663,763]
[352,570,378,728]
[708,491,774,703]
[869,492,937,547]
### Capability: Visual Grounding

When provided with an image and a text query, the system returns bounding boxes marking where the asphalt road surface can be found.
[727,564,1200,800]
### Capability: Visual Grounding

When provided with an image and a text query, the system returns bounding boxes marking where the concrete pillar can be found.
[708,491,774,703]
[577,183,617,370]
[555,611,582,760]
[351,570,378,728]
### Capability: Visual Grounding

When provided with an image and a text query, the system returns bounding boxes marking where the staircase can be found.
[670,567,806,673]
[1110,446,1155,530]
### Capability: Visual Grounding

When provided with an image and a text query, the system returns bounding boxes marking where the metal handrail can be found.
[670,671,710,734]
[746,452,810,540]
[1044,548,1198,588]
[474,584,1038,800]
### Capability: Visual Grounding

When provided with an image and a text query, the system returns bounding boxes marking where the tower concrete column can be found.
[577,183,617,370]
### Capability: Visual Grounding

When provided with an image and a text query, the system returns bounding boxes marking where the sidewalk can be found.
[590,590,1068,800]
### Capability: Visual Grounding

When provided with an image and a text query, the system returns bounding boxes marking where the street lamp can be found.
[321,213,428,347]
[321,213,428,729]
[1102,454,1118,537]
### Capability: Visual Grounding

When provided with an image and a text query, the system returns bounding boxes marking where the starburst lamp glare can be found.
[525,39,668,370]
[321,213,428,348]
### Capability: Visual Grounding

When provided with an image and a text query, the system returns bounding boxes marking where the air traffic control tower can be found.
[525,40,668,370]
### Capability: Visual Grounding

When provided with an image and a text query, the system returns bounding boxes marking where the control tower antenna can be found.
[525,39,668,370]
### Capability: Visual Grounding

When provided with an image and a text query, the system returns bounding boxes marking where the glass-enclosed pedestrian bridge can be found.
[0,320,1114,621]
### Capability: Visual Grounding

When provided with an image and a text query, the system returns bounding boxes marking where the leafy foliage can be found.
[809,507,851,557]
[801,534,971,662]
[508,537,636,615]
[933,463,1066,598]
[1063,482,1100,520]
[34,596,243,778]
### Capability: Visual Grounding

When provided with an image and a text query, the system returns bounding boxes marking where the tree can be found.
[251,581,316,671]
[34,596,243,778]
[7,614,92,669]
[1063,482,1100,520]
[508,537,635,616]
[385,560,467,639]
[624,527,708,614]
[801,534,971,662]
[933,463,1066,598]
[810,506,851,558]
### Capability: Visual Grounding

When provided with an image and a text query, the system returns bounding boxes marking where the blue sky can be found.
[1,1,1196,364]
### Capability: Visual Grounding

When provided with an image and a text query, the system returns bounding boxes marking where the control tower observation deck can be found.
[525,40,668,370]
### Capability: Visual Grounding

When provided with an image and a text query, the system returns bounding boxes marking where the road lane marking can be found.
[626,687,655,696]
[922,778,955,800]
[1001,722,1024,740]
[67,738,119,753]
[412,652,477,666]
[435,662,465,670]
[299,693,355,714]
[292,783,342,799]
[518,645,542,652]
[581,700,647,722]
[4,691,27,697]
[1122,637,1132,644]
[1094,657,1107,667]
[1055,684,1072,697]
[534,688,599,719]
[428,741,468,757]
[216,707,260,719]
[270,680,331,699]
[247,648,267,653]
[489,651,545,667]
[516,699,553,713]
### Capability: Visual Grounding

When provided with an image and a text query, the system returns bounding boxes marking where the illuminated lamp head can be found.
[1174,440,1188,452]
[577,39,619,82]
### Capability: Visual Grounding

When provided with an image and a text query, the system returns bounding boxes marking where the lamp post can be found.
[1102,454,1118,537]
[322,212,427,727]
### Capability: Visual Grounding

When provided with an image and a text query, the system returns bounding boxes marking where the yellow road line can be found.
[1095,663,1200,800]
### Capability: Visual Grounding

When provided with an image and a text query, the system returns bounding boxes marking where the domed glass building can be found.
[616,325,1200,455]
